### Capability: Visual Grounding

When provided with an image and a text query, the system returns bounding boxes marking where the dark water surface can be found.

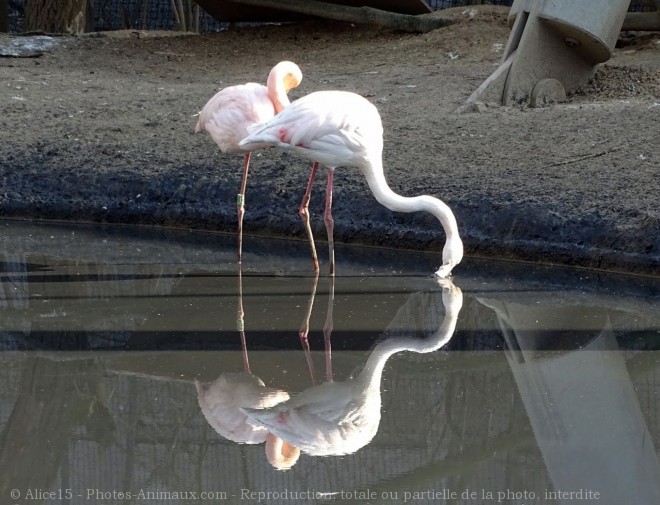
[1,220,659,505]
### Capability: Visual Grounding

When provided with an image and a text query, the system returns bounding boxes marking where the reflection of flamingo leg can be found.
[236,153,250,265]
[237,267,250,372]
[299,272,320,385]
[323,276,335,382]
[299,162,320,273]
[238,267,320,384]
[324,168,335,276]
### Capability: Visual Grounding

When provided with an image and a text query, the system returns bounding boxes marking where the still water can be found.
[1,220,659,505]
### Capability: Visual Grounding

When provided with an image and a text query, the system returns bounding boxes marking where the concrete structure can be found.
[463,0,630,107]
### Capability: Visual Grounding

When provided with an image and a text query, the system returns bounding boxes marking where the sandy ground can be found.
[0,6,659,276]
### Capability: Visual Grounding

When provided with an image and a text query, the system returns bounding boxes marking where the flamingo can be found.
[195,267,328,471]
[239,90,464,278]
[195,269,297,464]
[195,61,320,270]
[242,278,463,457]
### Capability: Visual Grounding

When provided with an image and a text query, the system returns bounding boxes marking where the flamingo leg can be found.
[324,168,335,276]
[236,152,250,265]
[237,267,250,372]
[323,275,335,382]
[299,271,320,385]
[299,162,320,273]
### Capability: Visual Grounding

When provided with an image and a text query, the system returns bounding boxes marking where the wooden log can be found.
[622,11,660,31]
[200,0,454,33]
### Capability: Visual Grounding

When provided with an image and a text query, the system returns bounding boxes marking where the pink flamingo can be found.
[195,61,320,270]
[240,90,463,278]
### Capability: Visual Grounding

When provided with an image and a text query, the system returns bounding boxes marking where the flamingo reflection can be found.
[298,274,336,385]
[196,269,327,469]
[242,279,462,458]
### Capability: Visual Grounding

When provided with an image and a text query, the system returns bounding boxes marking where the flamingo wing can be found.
[239,90,383,168]
[242,381,377,456]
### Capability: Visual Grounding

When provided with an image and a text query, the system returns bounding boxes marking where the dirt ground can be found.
[0,6,659,276]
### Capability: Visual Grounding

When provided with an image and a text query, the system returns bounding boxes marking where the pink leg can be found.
[324,168,335,276]
[237,267,250,372]
[299,271,320,385]
[323,276,335,382]
[236,152,250,265]
[299,162,320,273]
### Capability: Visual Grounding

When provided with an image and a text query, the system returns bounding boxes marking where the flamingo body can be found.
[245,380,380,456]
[195,82,277,153]
[195,61,303,151]
[195,372,290,445]
[240,90,463,278]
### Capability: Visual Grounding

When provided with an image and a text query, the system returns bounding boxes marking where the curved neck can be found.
[267,66,296,114]
[357,304,460,390]
[362,159,459,241]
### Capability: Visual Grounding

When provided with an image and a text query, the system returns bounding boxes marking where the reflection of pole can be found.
[323,275,335,382]
[299,272,320,385]
[237,267,250,373]
[483,299,660,504]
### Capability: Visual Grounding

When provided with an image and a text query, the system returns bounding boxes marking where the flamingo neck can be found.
[268,81,289,114]
[357,340,407,391]
[357,310,460,391]
[267,66,296,114]
[360,158,459,241]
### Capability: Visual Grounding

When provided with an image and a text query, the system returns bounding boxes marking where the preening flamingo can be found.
[239,90,464,278]
[195,268,331,470]
[196,61,321,269]
[242,279,463,457]
[194,271,299,468]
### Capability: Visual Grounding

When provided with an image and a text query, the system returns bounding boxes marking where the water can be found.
[1,220,659,505]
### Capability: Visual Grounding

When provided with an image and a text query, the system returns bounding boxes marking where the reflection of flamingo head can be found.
[265,432,301,470]
[195,373,290,444]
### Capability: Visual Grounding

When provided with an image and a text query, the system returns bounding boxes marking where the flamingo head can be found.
[265,432,301,470]
[267,61,303,113]
[275,61,303,92]
[436,235,464,279]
